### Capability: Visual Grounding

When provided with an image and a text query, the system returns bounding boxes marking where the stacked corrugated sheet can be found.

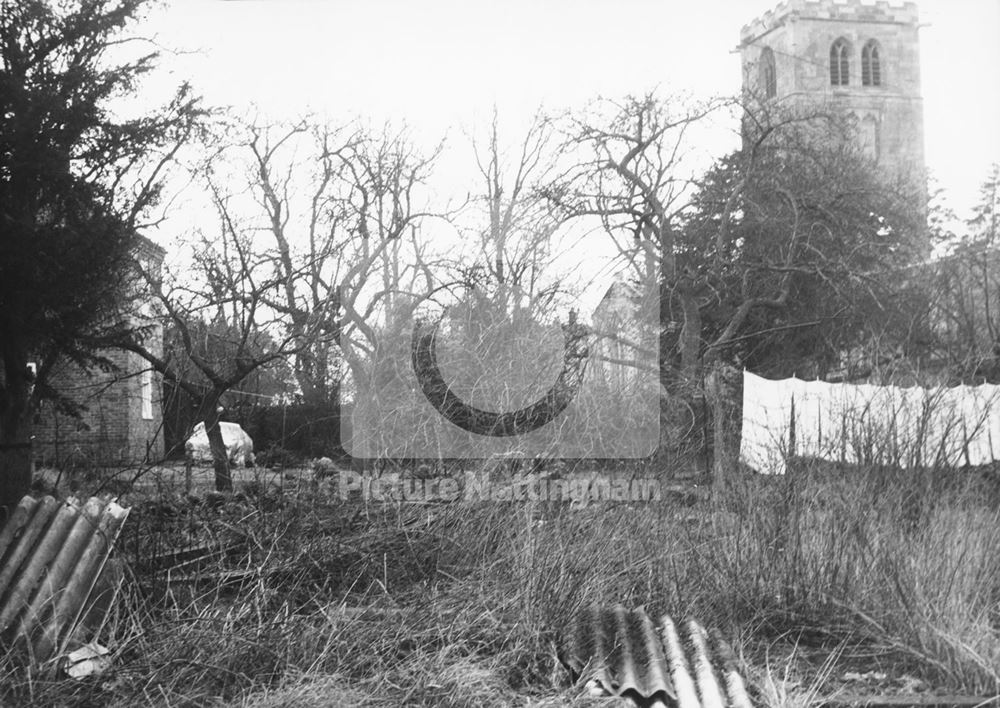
[565,606,752,708]
[0,495,130,666]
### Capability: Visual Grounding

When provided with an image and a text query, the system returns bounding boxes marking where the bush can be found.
[246,403,344,460]
[255,445,304,470]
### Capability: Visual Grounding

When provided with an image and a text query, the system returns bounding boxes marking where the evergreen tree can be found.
[0,0,203,512]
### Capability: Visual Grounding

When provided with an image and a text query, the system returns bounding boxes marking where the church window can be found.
[760,46,777,98]
[141,368,153,420]
[830,38,850,86]
[862,40,882,86]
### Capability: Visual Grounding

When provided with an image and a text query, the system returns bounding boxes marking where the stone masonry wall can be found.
[740,0,925,184]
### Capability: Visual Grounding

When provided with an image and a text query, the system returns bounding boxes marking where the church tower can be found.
[738,0,925,187]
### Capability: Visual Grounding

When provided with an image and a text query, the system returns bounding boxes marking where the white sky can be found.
[140,0,1000,225]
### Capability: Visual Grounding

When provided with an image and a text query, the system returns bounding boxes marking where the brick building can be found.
[738,0,926,191]
[32,236,166,467]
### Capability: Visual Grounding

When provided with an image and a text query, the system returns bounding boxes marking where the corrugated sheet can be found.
[566,606,753,708]
[0,495,130,665]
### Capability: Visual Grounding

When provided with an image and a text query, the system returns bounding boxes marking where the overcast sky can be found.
[141,0,1000,225]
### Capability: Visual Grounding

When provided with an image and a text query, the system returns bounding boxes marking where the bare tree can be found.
[210,118,448,406]
[462,110,568,313]
[551,92,922,482]
[362,111,657,461]
[437,111,578,451]
[913,166,1000,382]
[120,187,320,491]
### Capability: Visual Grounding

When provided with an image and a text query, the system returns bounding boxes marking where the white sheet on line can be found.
[739,371,1000,474]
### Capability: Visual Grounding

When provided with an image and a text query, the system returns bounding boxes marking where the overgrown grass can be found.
[3,460,999,706]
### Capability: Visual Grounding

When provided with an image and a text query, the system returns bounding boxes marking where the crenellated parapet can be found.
[741,0,919,45]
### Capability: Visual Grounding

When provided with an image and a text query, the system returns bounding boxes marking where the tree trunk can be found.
[678,292,702,384]
[705,362,741,492]
[0,437,32,522]
[0,341,34,519]
[199,396,232,492]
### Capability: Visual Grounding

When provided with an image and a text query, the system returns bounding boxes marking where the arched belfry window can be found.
[862,40,882,86]
[830,38,850,86]
[759,46,777,98]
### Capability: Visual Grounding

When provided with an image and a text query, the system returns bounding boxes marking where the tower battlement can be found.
[741,0,919,45]
[737,0,927,237]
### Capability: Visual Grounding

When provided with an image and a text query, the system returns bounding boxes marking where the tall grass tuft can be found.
[2,457,998,705]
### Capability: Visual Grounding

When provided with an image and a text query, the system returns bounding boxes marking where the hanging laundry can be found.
[959,384,1000,466]
[739,371,1000,474]
[792,379,830,461]
[738,372,798,475]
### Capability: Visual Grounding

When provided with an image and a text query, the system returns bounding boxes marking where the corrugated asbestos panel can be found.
[0,495,130,665]
[566,606,753,708]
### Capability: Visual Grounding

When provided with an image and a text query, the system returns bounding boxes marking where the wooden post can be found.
[706,363,741,492]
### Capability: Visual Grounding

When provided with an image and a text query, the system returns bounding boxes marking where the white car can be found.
[185,421,256,467]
